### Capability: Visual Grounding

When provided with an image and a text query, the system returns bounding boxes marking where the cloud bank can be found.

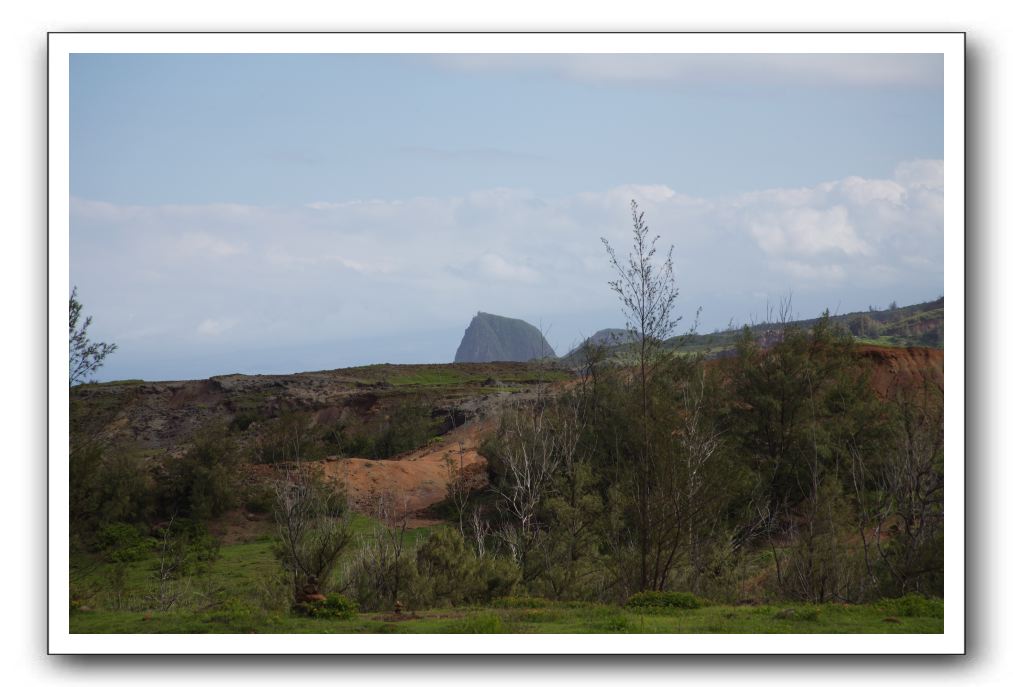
[430,54,943,89]
[71,160,943,380]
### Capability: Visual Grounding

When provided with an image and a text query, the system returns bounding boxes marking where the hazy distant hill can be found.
[454,312,557,363]
[563,297,944,362]
[563,328,641,365]
[584,328,639,347]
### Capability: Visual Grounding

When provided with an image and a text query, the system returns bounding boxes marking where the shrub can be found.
[98,522,153,562]
[881,593,944,619]
[370,396,435,458]
[414,528,520,607]
[626,591,703,609]
[229,410,261,433]
[71,443,154,548]
[345,533,422,612]
[243,483,275,515]
[150,517,221,577]
[474,555,521,602]
[416,527,481,605]
[273,469,353,603]
[294,593,357,620]
[158,428,237,521]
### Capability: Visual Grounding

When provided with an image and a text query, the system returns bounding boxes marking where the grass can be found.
[69,513,441,613]
[69,525,942,635]
[70,599,943,634]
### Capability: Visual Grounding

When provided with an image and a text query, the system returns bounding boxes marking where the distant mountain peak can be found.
[454,312,557,363]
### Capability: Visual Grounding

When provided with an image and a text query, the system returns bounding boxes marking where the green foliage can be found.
[97,522,153,562]
[473,554,522,602]
[253,412,320,464]
[347,526,519,611]
[370,396,436,458]
[243,483,275,515]
[294,593,357,620]
[415,527,481,605]
[153,518,222,577]
[229,410,261,433]
[70,442,154,548]
[776,476,865,603]
[729,314,875,510]
[879,594,944,619]
[69,286,117,386]
[317,397,440,459]
[158,428,238,522]
[871,379,945,598]
[627,591,703,609]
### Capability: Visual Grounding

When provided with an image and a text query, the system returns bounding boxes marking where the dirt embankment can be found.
[319,420,493,527]
[857,346,944,396]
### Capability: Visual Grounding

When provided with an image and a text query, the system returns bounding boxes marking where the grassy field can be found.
[70,528,942,635]
[70,599,943,634]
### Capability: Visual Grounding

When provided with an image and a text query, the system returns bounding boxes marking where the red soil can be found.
[857,346,944,396]
[318,420,493,526]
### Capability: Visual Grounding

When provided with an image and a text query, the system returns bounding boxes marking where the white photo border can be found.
[48,31,965,655]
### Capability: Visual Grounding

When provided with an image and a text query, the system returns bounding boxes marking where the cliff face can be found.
[453,312,556,363]
[857,345,944,397]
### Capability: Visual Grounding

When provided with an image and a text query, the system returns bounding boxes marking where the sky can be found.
[69,53,945,381]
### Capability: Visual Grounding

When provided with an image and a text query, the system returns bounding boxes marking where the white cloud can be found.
[475,253,540,284]
[894,159,944,190]
[748,206,871,258]
[71,159,943,374]
[196,318,238,336]
[177,232,244,258]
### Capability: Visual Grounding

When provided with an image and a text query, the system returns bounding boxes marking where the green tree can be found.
[69,287,117,386]
[600,199,692,592]
[158,428,238,522]
[728,313,888,601]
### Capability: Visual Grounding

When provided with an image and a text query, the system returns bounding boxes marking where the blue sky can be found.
[70,53,944,381]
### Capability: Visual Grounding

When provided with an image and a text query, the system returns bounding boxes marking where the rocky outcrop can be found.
[453,312,556,363]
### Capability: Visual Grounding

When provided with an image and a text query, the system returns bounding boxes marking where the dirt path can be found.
[318,420,493,526]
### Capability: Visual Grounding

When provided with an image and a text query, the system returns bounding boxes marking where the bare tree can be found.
[469,505,492,558]
[492,404,561,576]
[673,364,725,588]
[273,466,352,604]
[352,489,416,610]
[146,514,192,611]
